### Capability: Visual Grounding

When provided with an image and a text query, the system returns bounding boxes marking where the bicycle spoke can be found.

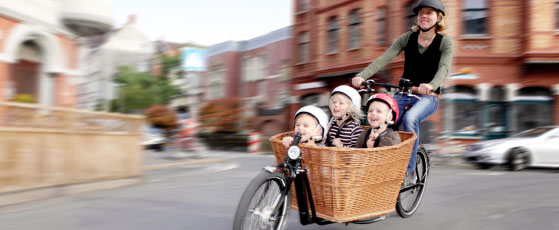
[254,181,271,209]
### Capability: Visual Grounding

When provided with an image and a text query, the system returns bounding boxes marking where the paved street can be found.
[0,151,558,230]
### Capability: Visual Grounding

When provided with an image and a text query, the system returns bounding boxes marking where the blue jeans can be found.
[392,93,438,172]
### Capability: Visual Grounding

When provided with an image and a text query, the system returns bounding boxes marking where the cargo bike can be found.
[233,79,431,229]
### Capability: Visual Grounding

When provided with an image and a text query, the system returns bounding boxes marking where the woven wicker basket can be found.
[269,131,416,223]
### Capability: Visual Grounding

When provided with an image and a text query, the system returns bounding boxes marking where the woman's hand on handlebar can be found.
[417,83,433,95]
[351,77,364,89]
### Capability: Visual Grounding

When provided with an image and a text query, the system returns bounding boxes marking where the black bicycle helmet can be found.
[413,0,445,15]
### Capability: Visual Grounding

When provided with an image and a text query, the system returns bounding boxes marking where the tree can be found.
[160,54,181,78]
[145,105,179,130]
[113,66,182,113]
[198,97,250,133]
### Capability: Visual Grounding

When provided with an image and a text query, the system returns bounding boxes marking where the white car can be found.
[462,126,559,170]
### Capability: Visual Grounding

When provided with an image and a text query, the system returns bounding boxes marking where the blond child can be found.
[357,93,401,148]
[326,85,364,147]
[282,105,329,148]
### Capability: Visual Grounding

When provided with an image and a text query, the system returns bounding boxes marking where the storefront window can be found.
[442,86,480,136]
[515,87,553,132]
[484,86,508,139]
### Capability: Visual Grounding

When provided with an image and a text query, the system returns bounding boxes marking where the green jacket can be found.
[356,31,454,90]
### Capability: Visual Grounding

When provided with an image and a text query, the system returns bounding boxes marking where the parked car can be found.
[142,125,167,151]
[463,126,559,171]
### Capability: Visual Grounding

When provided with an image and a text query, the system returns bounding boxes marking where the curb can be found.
[0,177,142,207]
[144,158,227,171]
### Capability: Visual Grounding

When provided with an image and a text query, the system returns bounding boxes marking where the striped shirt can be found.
[326,119,364,148]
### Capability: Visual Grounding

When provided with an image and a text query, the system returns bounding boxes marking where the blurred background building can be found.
[80,14,154,111]
[204,26,292,136]
[151,42,207,120]
[176,45,207,120]
[289,0,559,146]
[0,0,113,107]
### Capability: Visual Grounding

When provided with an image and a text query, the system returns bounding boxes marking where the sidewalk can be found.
[430,153,468,167]
[423,144,468,168]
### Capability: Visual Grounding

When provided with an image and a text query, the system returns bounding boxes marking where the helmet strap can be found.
[419,21,438,32]
[336,112,349,121]
[385,109,394,125]
[310,125,323,141]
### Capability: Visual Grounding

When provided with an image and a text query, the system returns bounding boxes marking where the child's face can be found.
[367,101,392,128]
[329,94,351,119]
[294,114,321,143]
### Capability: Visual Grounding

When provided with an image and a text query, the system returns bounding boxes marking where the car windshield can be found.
[511,127,555,138]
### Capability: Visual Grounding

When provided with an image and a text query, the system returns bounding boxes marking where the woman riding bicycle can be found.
[351,0,454,179]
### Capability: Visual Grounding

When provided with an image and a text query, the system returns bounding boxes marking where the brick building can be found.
[290,0,559,145]
[0,0,113,107]
[205,27,292,136]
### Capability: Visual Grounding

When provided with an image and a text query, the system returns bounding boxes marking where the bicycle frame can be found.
[264,151,334,226]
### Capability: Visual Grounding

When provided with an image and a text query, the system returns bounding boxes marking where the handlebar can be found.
[291,132,302,147]
[358,78,422,100]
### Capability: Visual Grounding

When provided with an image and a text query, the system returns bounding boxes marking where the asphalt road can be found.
[0,151,558,230]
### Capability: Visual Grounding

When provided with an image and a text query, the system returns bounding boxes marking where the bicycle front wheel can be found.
[396,146,429,218]
[233,170,291,230]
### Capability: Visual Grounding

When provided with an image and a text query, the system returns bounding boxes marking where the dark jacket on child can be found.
[356,128,401,148]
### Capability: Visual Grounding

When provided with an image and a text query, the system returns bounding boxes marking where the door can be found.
[10,60,39,101]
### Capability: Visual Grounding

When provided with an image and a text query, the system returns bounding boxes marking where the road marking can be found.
[208,163,239,172]
[144,158,226,171]
[462,172,505,176]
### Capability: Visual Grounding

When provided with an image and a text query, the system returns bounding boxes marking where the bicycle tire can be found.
[233,170,291,230]
[396,146,429,218]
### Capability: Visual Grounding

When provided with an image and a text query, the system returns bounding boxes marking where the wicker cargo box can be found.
[269,131,416,223]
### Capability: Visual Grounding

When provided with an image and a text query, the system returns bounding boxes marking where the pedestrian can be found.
[282,105,329,148]
[357,93,401,148]
[351,0,454,179]
[326,85,364,148]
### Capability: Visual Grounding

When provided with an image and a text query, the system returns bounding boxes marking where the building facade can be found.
[204,27,292,135]
[0,0,113,107]
[291,0,559,145]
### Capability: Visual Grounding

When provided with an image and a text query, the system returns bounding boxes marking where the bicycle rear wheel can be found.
[233,170,291,230]
[396,146,429,218]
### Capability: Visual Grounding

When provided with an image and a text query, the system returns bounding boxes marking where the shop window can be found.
[485,86,508,139]
[300,93,320,107]
[442,86,480,135]
[515,87,553,132]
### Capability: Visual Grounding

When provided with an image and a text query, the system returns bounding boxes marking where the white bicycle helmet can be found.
[294,105,329,142]
[331,85,362,109]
